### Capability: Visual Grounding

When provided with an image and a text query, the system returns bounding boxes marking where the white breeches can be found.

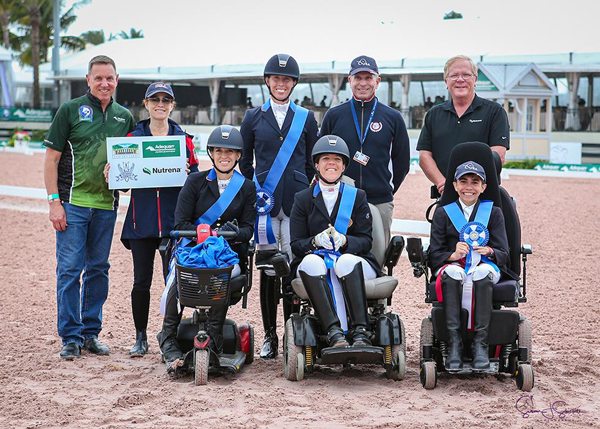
[440,263,500,284]
[297,253,377,279]
[256,208,292,260]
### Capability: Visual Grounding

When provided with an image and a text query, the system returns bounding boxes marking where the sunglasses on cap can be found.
[146,96,174,104]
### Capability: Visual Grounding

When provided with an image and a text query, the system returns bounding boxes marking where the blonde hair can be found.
[444,55,477,80]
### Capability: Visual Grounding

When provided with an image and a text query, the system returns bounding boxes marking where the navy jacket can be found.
[429,200,509,275]
[173,170,256,266]
[319,98,410,205]
[120,119,199,248]
[289,184,381,277]
[240,102,318,217]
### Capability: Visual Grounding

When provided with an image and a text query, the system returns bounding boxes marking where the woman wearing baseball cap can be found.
[118,82,199,357]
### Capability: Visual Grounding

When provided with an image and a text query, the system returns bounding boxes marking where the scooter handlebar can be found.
[170,230,237,239]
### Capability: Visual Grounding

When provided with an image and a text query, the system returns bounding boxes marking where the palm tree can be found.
[0,0,17,48]
[80,29,119,46]
[118,27,143,40]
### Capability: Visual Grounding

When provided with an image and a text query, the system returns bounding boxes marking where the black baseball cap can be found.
[454,161,486,182]
[350,55,379,76]
[145,82,174,99]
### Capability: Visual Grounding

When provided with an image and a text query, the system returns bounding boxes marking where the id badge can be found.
[353,151,370,166]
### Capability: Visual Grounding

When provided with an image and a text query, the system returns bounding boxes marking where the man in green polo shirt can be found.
[44,55,135,359]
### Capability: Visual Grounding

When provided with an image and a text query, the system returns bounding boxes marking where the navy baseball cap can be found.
[350,55,378,76]
[145,82,174,99]
[454,161,486,182]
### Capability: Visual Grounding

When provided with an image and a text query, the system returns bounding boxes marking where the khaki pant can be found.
[374,200,394,245]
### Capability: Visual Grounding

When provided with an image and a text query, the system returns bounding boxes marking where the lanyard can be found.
[350,98,378,150]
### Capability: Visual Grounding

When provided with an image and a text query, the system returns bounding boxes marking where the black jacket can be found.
[290,185,381,277]
[239,103,318,216]
[173,170,256,266]
[429,200,509,275]
[319,97,410,204]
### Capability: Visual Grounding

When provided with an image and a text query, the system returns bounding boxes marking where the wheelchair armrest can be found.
[248,239,256,254]
[384,235,405,270]
[158,238,173,258]
[406,236,424,264]
[521,244,532,255]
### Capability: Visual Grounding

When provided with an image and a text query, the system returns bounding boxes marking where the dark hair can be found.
[88,55,117,73]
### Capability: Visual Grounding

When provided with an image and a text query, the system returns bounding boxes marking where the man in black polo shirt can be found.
[417,55,509,194]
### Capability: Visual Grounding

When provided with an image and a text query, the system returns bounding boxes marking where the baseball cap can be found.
[350,55,378,76]
[145,82,174,99]
[454,161,486,182]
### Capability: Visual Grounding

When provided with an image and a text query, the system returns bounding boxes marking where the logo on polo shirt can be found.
[469,119,482,123]
[113,116,126,123]
[370,122,382,132]
[78,105,93,122]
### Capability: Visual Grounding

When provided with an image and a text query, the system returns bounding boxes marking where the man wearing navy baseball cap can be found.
[320,55,410,244]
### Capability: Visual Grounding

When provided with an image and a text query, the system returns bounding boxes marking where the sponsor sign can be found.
[1,107,53,123]
[534,163,600,173]
[106,135,186,189]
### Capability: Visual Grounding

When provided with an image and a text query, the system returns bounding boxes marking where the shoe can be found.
[327,327,349,348]
[83,338,110,355]
[260,328,279,359]
[442,275,464,372]
[60,343,81,360]
[255,250,278,270]
[350,327,372,347]
[129,330,148,357]
[159,335,185,374]
[270,253,291,277]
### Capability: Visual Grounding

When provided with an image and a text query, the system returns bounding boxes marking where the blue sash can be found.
[443,200,498,273]
[255,100,309,244]
[313,183,358,332]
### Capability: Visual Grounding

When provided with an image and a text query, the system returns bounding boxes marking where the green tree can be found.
[80,29,119,46]
[118,27,143,40]
[0,0,18,48]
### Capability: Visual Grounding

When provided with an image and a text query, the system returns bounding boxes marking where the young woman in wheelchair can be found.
[157,126,256,373]
[289,135,381,348]
[429,161,509,372]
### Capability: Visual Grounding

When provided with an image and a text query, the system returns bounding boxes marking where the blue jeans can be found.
[56,203,117,346]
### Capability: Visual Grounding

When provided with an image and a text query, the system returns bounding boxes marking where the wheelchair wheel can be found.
[420,361,437,389]
[518,319,532,362]
[238,323,255,364]
[385,318,407,380]
[515,364,534,391]
[284,318,304,381]
[194,349,209,386]
[419,317,434,361]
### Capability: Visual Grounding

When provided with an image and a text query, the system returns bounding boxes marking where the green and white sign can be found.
[0,108,53,122]
[476,71,498,92]
[534,163,600,173]
[107,135,186,189]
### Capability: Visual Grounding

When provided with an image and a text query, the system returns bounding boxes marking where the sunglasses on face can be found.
[147,96,174,104]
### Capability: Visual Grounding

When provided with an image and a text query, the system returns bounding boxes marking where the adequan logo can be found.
[469,119,482,123]
[113,116,126,123]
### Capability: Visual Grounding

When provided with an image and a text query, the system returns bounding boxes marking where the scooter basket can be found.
[176,264,233,308]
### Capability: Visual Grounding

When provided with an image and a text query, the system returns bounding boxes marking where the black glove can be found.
[219,220,239,241]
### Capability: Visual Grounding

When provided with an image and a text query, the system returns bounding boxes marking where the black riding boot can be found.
[340,263,371,347]
[472,274,494,371]
[156,283,184,372]
[298,270,349,347]
[208,302,228,366]
[442,274,463,371]
[130,289,150,356]
[259,272,279,358]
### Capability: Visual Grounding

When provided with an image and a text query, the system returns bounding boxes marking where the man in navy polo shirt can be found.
[417,55,510,195]
[319,55,410,244]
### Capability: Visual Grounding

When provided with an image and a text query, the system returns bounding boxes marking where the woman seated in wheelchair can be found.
[157,125,256,373]
[289,135,381,348]
[429,161,509,372]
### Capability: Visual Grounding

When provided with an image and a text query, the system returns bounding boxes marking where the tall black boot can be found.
[472,274,494,371]
[156,283,184,372]
[340,263,371,347]
[130,289,150,356]
[298,270,349,347]
[441,274,463,371]
[208,302,228,366]
[260,272,279,359]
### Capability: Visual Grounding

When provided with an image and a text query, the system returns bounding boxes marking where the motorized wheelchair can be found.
[406,142,534,391]
[284,203,406,381]
[163,226,255,385]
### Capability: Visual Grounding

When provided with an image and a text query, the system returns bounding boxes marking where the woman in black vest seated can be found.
[157,126,256,373]
[289,135,381,348]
